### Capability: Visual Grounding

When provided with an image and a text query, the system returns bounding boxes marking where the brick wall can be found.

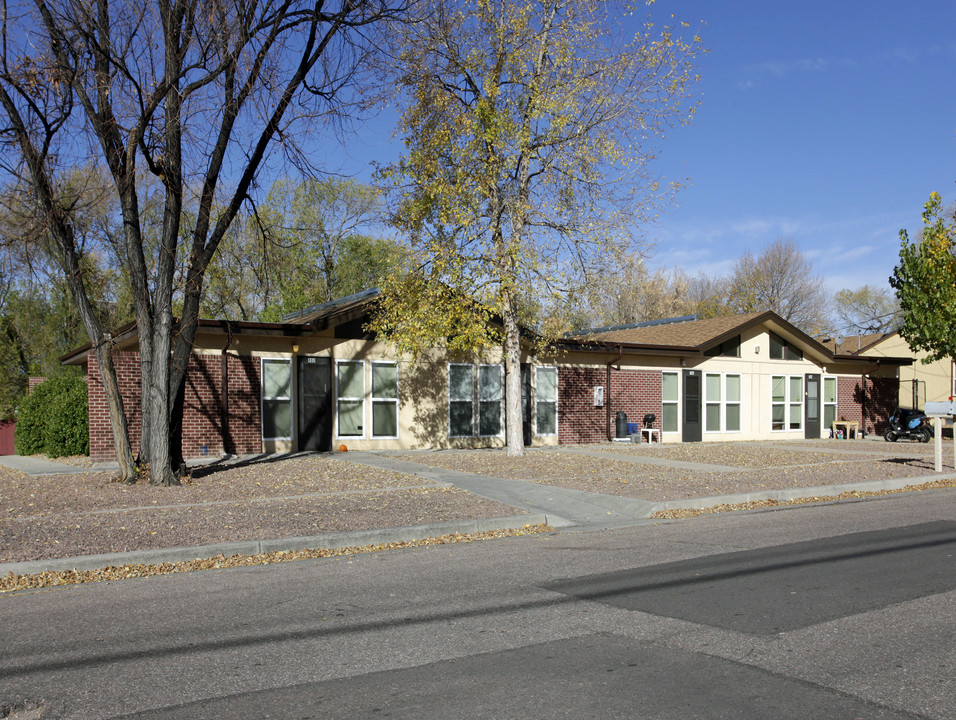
[836,375,897,436]
[28,377,47,394]
[87,351,262,462]
[559,366,662,444]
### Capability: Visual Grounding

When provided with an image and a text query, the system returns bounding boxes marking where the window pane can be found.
[772,404,785,430]
[263,360,290,398]
[772,376,785,402]
[824,404,836,428]
[478,366,502,401]
[662,403,678,432]
[726,375,740,402]
[263,398,291,439]
[770,333,784,360]
[338,361,364,398]
[789,376,802,399]
[372,364,398,399]
[786,345,803,360]
[338,400,363,436]
[662,372,678,402]
[789,403,802,429]
[537,367,557,401]
[536,401,556,434]
[450,400,473,436]
[824,377,837,403]
[706,374,721,401]
[372,401,397,437]
[726,404,740,432]
[479,401,501,436]
[706,404,720,432]
[449,365,473,401]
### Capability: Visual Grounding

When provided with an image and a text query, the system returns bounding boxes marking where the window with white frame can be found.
[337,360,365,437]
[705,373,722,432]
[261,358,292,440]
[371,362,399,438]
[449,364,475,437]
[823,376,837,430]
[772,375,803,431]
[478,365,503,436]
[705,373,741,433]
[662,371,679,432]
[725,374,741,432]
[535,366,558,435]
[448,363,505,438]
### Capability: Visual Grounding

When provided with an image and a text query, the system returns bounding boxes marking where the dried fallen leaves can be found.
[0,524,553,594]
[650,478,956,520]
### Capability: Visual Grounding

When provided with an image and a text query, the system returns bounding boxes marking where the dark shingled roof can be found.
[579,312,766,350]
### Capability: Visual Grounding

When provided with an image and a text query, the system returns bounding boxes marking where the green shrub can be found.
[15,374,88,457]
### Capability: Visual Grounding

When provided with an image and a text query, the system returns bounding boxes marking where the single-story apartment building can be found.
[61,290,912,462]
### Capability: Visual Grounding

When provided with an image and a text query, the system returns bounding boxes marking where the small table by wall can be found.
[831,420,859,439]
[641,428,661,444]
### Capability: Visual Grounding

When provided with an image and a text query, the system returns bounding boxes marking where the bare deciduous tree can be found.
[0,0,407,483]
[726,238,830,333]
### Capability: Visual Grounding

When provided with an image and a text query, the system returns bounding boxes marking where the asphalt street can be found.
[1,489,953,719]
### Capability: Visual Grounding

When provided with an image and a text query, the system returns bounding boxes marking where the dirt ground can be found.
[1,439,953,564]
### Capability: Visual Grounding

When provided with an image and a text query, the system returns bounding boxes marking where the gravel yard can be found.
[1,440,952,565]
[397,440,954,502]
[0,456,523,563]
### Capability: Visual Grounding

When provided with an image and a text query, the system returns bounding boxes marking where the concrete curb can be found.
[0,514,554,578]
[652,473,956,512]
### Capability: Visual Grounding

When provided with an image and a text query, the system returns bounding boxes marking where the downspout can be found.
[606,345,624,441]
[220,323,234,455]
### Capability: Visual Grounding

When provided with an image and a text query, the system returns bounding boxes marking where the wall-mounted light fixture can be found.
[292,343,299,353]
[754,345,760,354]
[680,358,686,367]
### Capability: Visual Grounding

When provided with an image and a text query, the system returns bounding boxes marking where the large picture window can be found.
[662,371,679,432]
[535,366,558,435]
[371,362,399,438]
[705,373,741,433]
[337,360,365,437]
[262,358,292,440]
[772,375,803,431]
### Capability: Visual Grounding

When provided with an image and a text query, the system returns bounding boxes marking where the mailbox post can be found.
[924,401,956,473]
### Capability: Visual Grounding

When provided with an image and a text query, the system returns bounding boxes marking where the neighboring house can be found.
[61,291,912,462]
[819,331,954,411]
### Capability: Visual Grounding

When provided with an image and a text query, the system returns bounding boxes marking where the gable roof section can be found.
[280,288,380,328]
[818,332,894,355]
[564,311,912,366]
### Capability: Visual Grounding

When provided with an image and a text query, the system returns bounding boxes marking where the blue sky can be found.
[641,0,956,292]
[331,0,956,295]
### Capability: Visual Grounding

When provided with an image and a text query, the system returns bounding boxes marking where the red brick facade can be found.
[559,366,663,444]
[836,376,897,436]
[87,351,262,462]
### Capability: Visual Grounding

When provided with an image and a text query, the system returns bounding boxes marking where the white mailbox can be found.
[924,401,956,416]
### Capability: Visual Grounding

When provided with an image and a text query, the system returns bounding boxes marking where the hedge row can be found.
[15,374,89,457]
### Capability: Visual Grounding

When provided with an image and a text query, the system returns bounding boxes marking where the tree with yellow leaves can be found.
[890,192,956,363]
[373,0,703,455]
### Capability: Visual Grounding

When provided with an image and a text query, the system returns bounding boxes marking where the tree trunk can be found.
[502,293,525,457]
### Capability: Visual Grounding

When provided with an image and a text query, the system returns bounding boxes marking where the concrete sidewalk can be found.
[2,448,953,579]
